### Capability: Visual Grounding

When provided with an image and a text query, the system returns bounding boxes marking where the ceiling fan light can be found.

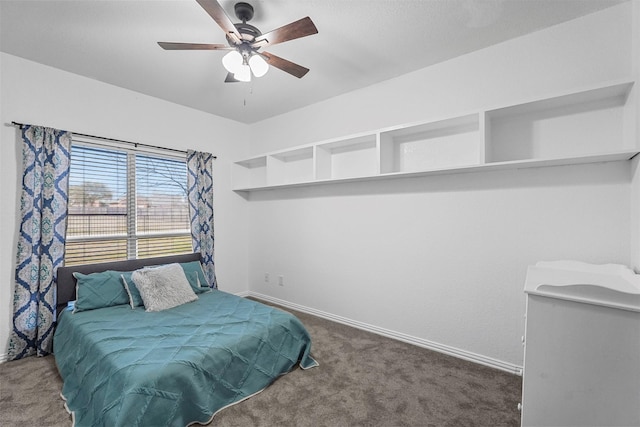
[234,63,251,82]
[249,54,269,77]
[222,50,243,73]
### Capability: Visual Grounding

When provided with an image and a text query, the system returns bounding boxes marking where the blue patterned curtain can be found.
[187,150,217,288]
[8,125,71,360]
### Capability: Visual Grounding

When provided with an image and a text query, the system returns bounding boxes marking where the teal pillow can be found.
[180,261,211,294]
[73,270,130,313]
[120,271,144,308]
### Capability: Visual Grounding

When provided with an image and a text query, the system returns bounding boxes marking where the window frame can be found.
[65,137,192,265]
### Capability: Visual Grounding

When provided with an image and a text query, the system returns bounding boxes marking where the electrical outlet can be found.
[264,273,270,283]
[278,275,284,286]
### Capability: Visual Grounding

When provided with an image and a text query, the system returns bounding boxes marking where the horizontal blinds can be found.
[65,239,128,265]
[65,143,192,266]
[135,154,190,234]
[137,235,193,260]
[68,145,127,237]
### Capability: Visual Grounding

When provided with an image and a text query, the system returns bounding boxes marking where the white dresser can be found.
[521,261,640,427]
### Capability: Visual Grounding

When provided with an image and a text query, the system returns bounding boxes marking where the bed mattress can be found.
[53,290,317,426]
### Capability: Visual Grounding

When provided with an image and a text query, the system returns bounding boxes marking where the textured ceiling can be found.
[0,0,626,124]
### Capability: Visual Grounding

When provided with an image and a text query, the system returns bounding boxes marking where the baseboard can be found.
[248,291,523,376]
[234,290,250,298]
[0,353,7,363]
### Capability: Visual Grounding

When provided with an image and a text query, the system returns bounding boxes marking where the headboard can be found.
[56,253,202,314]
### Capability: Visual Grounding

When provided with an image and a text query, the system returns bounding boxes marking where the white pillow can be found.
[131,263,198,312]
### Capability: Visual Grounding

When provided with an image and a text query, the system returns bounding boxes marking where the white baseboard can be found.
[234,290,250,298]
[248,291,523,376]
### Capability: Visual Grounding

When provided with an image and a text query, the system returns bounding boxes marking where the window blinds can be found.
[65,143,192,266]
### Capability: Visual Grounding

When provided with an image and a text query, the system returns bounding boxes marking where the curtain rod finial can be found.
[9,121,25,129]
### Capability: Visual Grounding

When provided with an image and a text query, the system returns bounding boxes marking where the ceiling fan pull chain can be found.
[243,81,254,107]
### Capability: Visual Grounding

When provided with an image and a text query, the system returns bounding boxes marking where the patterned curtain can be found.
[186,150,217,288]
[8,125,71,360]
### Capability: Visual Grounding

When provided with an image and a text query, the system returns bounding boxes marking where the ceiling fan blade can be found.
[251,17,318,49]
[196,0,242,44]
[261,52,309,79]
[158,42,231,50]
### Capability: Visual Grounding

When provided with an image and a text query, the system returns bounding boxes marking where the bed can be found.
[53,253,317,427]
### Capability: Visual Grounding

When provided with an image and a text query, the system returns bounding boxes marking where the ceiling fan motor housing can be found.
[227,3,261,44]
[234,2,254,22]
[233,23,261,41]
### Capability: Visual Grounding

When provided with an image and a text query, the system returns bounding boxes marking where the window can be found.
[65,142,192,266]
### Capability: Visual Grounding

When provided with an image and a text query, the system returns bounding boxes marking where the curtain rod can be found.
[10,121,217,159]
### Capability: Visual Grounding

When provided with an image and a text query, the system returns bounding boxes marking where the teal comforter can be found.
[53,291,317,426]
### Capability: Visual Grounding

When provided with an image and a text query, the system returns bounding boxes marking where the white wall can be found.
[630,0,640,270]
[0,53,250,359]
[0,2,635,370]
[245,3,634,369]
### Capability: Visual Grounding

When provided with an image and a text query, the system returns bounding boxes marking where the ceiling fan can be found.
[158,0,318,82]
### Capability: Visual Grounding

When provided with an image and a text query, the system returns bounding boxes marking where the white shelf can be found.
[232,156,267,189]
[233,150,638,192]
[267,147,314,186]
[380,114,482,174]
[316,134,377,180]
[486,82,634,163]
[233,79,637,192]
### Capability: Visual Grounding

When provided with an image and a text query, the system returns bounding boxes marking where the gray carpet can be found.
[0,303,521,426]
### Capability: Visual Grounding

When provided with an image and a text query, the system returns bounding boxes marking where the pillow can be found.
[179,261,211,294]
[121,272,144,309]
[73,270,130,313]
[121,262,209,309]
[131,263,198,312]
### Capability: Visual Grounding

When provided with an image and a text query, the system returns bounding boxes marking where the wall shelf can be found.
[316,134,378,180]
[233,79,637,192]
[234,150,638,192]
[380,113,482,174]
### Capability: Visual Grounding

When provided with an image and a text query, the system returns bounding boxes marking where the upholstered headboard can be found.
[56,253,202,314]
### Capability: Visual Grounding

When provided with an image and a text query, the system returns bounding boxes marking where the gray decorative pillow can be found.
[131,263,198,312]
